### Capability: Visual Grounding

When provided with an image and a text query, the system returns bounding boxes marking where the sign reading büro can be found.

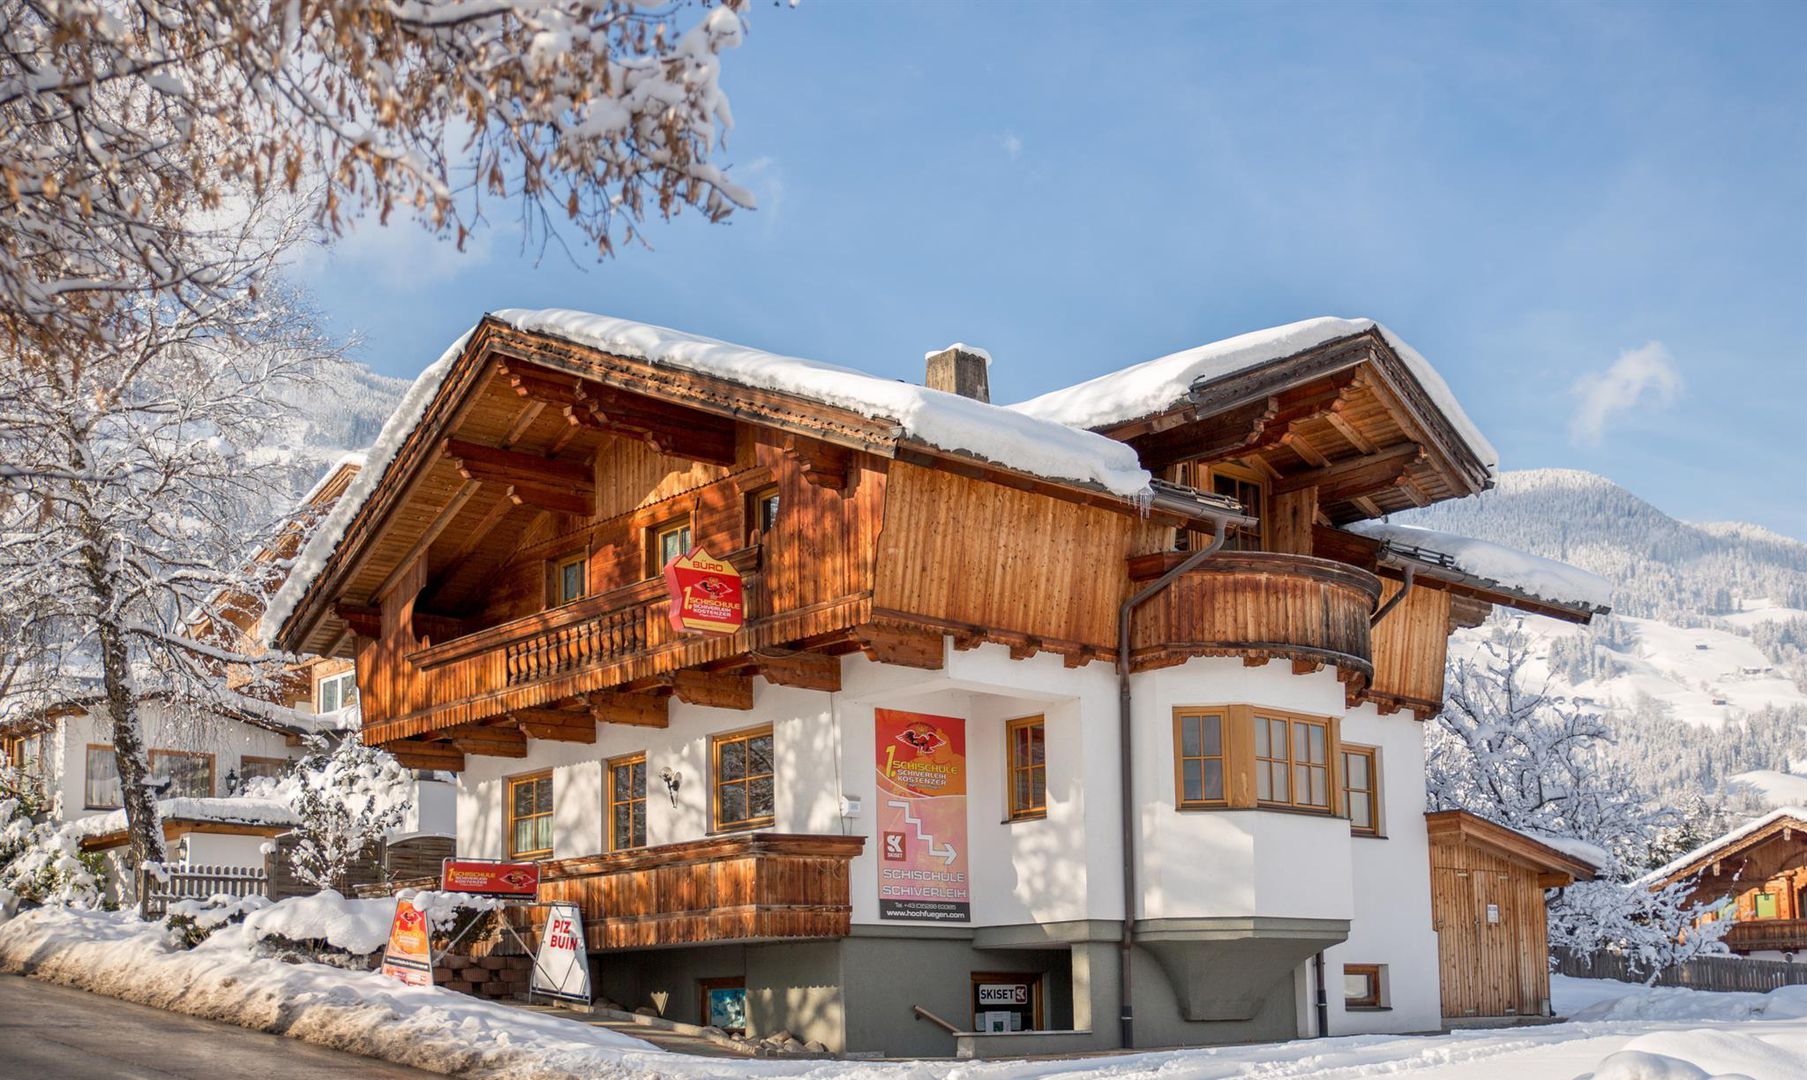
[662,548,745,636]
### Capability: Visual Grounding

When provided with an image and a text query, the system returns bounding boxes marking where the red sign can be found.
[663,548,745,636]
[875,708,970,922]
[440,859,540,897]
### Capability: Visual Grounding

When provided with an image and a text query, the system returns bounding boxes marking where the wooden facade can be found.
[536,832,864,950]
[1645,811,1807,956]
[1426,810,1596,1020]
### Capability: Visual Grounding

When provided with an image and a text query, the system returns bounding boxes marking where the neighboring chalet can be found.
[1426,810,1597,1024]
[0,458,450,877]
[268,310,1608,1056]
[1639,807,1807,958]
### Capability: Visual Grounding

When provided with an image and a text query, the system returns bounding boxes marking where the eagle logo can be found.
[895,721,946,754]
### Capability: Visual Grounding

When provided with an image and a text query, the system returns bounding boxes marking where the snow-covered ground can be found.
[3,900,1806,1079]
[1452,612,1807,729]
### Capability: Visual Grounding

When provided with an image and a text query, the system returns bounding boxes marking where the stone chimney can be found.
[924,343,991,402]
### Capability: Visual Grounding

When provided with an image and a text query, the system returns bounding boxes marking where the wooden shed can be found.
[1425,810,1598,1023]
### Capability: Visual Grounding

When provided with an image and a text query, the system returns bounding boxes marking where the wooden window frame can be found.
[1343,963,1383,1009]
[1005,715,1047,822]
[1173,710,1231,809]
[549,551,589,607]
[315,668,358,714]
[506,770,556,861]
[1168,705,1339,814]
[148,749,215,799]
[1342,743,1382,837]
[84,743,121,810]
[1204,461,1267,552]
[711,724,775,833]
[239,755,290,783]
[969,971,1044,1031]
[746,485,780,542]
[606,752,648,852]
[646,516,693,577]
[1253,709,1334,813]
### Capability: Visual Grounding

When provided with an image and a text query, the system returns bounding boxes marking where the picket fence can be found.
[139,863,268,919]
[1553,947,1807,994]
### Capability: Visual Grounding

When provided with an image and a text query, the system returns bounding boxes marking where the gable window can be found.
[1206,463,1266,551]
[84,745,121,809]
[712,726,775,832]
[316,669,358,714]
[1175,711,1229,808]
[1343,744,1381,836]
[749,486,780,540]
[1006,715,1047,821]
[508,771,555,860]
[551,553,588,606]
[149,749,214,799]
[649,517,693,575]
[608,753,647,851]
[1343,964,1384,1009]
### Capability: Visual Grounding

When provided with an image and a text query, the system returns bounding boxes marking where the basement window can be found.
[1344,964,1385,1009]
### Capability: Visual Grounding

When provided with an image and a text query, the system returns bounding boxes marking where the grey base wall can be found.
[590,922,1305,1057]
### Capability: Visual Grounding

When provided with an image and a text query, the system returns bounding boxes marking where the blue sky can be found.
[300,0,1807,539]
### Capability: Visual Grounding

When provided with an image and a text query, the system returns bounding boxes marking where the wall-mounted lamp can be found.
[659,766,682,807]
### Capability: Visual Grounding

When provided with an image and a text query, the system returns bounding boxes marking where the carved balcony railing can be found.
[536,832,865,951]
[1126,551,1382,683]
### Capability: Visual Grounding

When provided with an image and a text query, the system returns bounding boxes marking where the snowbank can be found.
[1636,807,1807,888]
[240,889,394,954]
[68,797,297,840]
[1008,316,1499,474]
[1348,519,1614,610]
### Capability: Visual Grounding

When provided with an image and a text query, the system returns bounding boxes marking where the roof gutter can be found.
[1114,507,1240,1049]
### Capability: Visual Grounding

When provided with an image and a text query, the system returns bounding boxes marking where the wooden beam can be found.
[370,481,480,603]
[442,724,528,758]
[672,670,755,710]
[782,434,852,491]
[505,482,592,516]
[755,651,842,692]
[567,383,737,466]
[1270,486,1317,556]
[587,691,669,728]
[1325,408,1378,455]
[1279,430,1329,468]
[1128,396,1277,470]
[333,602,382,639]
[442,437,593,490]
[501,399,547,449]
[385,739,466,771]
[855,623,945,670]
[426,489,519,593]
[508,708,598,743]
[1273,443,1425,502]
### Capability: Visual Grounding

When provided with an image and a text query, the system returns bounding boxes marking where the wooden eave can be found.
[1643,814,1807,890]
[1425,809,1598,884]
[1100,330,1494,523]
[77,816,293,853]
[1325,525,1605,625]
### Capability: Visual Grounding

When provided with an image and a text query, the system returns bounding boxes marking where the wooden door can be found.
[1476,870,1520,1016]
[1432,867,1476,1017]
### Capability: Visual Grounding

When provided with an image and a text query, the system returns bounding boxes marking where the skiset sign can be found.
[662,548,745,636]
[875,708,970,922]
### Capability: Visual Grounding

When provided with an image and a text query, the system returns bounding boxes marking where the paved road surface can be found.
[0,973,435,1079]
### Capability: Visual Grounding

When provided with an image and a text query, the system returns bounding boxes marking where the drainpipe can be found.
[1369,564,1415,627]
[1115,512,1235,1050]
[1313,950,1329,1037]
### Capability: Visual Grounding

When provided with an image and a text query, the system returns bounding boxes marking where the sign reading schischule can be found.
[663,548,745,636]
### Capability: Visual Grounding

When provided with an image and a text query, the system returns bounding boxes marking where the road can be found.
[0,974,435,1079]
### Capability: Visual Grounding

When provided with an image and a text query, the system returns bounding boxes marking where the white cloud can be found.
[1000,132,1023,161]
[1568,341,1683,445]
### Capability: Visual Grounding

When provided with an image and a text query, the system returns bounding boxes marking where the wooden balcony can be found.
[1723,919,1807,954]
[536,832,865,951]
[1126,551,1382,682]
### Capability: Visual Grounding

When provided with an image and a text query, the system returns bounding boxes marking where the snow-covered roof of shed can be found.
[1634,806,1807,888]
[1347,520,1612,611]
[1007,316,1499,474]
[262,309,1155,642]
[1524,830,1610,870]
[70,797,298,841]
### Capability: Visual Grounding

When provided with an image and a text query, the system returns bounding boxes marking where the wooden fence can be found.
[139,863,269,920]
[1554,947,1807,994]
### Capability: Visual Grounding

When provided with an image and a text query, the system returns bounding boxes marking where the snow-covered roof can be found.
[70,797,298,841]
[262,310,1159,642]
[1348,520,1613,611]
[1524,830,1610,870]
[1007,316,1499,474]
[1634,806,1807,888]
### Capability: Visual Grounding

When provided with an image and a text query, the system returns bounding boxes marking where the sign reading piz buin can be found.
[875,708,970,922]
[663,548,745,636]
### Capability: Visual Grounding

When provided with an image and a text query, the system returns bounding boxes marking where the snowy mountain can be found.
[1398,469,1807,808]
[251,359,409,502]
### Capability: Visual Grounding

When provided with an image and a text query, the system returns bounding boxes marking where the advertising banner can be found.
[440,859,540,897]
[379,896,433,987]
[530,901,592,1004]
[875,708,970,921]
[663,548,745,635]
